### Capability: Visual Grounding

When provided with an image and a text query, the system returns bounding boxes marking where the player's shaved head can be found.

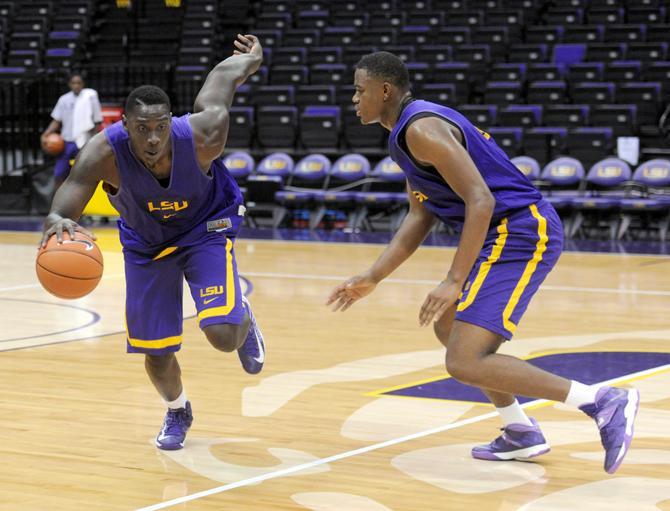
[125,85,171,116]
[356,51,410,91]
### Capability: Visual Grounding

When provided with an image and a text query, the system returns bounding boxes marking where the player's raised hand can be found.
[327,273,378,312]
[233,34,262,59]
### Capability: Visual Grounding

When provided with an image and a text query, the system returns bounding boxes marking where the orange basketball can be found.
[36,231,104,299]
[44,133,65,155]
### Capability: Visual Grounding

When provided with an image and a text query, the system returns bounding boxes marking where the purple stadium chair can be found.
[552,44,586,65]
[275,153,331,227]
[223,151,254,187]
[539,156,585,234]
[618,159,670,241]
[570,157,632,238]
[246,152,295,228]
[312,153,371,229]
[511,156,541,181]
[354,156,408,231]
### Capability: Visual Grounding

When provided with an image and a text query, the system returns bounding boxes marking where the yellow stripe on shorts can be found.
[456,217,509,312]
[502,204,548,334]
[197,238,236,321]
[125,316,182,349]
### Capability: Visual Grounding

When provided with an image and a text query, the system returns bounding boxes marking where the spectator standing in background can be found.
[41,73,103,191]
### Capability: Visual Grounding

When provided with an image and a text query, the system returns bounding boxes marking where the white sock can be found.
[564,381,599,408]
[496,399,533,427]
[165,389,187,410]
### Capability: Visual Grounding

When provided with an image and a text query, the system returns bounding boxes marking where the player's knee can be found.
[445,353,470,383]
[203,323,247,352]
[445,348,478,384]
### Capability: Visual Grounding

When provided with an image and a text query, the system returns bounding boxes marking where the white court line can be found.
[134,364,670,511]
[243,271,670,297]
[2,271,667,297]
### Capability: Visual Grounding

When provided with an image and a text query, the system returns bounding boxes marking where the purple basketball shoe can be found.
[155,401,193,450]
[580,386,640,474]
[472,418,550,461]
[238,296,265,374]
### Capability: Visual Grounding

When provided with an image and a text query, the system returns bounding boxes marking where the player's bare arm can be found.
[189,34,263,168]
[327,181,435,312]
[41,132,118,246]
[404,117,495,325]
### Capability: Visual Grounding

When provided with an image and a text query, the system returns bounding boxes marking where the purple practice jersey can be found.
[388,100,542,229]
[104,114,243,254]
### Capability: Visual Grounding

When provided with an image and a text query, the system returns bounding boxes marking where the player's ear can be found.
[382,82,392,101]
[122,114,128,130]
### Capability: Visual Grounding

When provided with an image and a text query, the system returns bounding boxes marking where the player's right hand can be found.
[40,218,96,247]
[233,34,263,63]
[326,272,378,312]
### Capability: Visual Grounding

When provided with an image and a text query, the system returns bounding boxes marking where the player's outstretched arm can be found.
[41,132,116,246]
[189,34,263,165]
[327,183,435,312]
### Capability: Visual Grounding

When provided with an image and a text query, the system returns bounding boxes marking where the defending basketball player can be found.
[39,34,265,450]
[327,52,639,474]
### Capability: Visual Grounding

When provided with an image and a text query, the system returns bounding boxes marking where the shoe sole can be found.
[155,439,185,450]
[605,388,640,474]
[472,443,551,461]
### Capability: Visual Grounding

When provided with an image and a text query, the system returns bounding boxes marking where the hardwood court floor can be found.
[1,228,669,511]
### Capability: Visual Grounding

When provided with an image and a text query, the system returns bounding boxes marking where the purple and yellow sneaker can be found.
[155,401,193,450]
[472,418,550,461]
[238,296,265,375]
[580,386,640,474]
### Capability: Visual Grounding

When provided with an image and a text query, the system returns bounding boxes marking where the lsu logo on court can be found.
[200,286,224,298]
[413,190,428,202]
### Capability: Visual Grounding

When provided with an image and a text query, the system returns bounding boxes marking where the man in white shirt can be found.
[41,73,103,190]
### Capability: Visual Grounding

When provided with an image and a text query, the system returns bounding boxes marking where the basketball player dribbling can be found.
[39,34,265,450]
[327,51,639,474]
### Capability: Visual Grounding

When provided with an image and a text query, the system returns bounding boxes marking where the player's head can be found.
[123,85,172,168]
[68,73,84,95]
[353,51,410,125]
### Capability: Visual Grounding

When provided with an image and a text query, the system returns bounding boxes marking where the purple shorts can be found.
[54,142,79,181]
[455,199,563,339]
[124,234,245,355]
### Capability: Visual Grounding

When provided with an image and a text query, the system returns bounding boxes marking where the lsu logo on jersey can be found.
[413,190,428,203]
[147,200,189,220]
[475,127,491,140]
